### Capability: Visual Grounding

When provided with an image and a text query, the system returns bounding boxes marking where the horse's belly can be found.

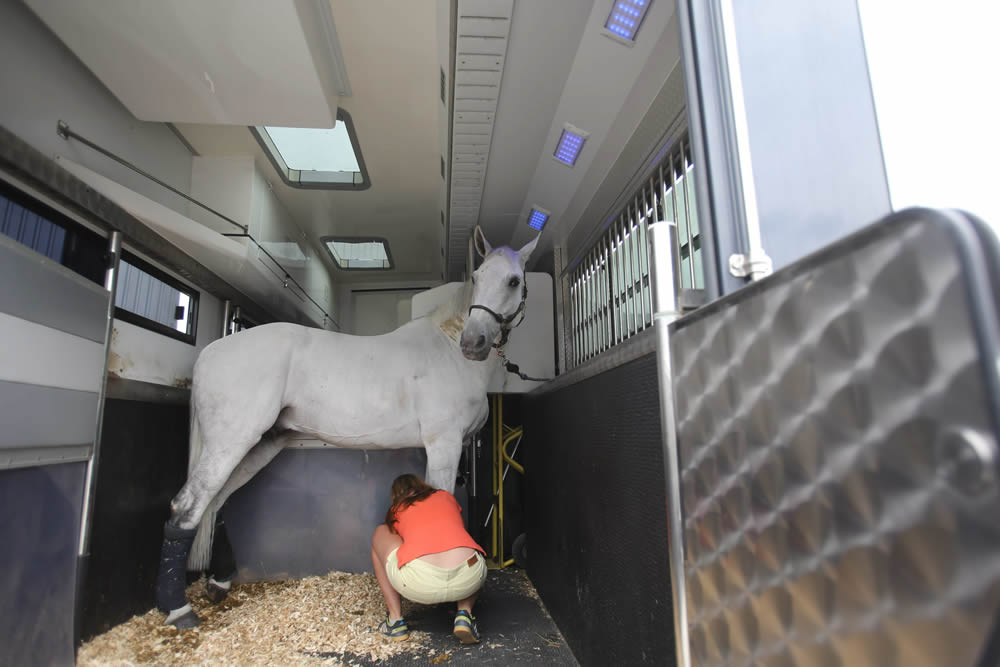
[277,411,422,450]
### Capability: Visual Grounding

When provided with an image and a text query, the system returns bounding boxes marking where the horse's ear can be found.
[473,226,492,258]
[518,233,541,270]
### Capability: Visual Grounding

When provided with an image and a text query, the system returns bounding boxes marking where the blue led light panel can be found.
[528,209,549,231]
[554,129,586,166]
[604,0,650,42]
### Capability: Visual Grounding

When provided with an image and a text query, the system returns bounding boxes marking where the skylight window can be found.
[264,126,359,172]
[251,109,370,190]
[527,207,550,231]
[322,237,393,270]
[553,124,589,167]
[603,0,652,44]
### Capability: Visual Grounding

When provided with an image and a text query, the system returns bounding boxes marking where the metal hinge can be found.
[728,251,773,281]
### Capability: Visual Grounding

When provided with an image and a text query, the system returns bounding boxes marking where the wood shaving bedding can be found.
[78,572,429,666]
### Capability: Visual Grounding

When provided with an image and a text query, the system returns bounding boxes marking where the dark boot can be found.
[155,521,199,628]
[206,516,236,604]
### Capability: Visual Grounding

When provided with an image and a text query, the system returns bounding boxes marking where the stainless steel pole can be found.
[221,299,232,338]
[78,230,122,557]
[648,221,690,667]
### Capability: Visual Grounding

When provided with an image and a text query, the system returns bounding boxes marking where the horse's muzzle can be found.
[460,328,492,361]
[461,336,491,361]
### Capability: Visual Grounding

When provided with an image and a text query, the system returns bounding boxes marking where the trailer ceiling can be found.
[30,0,683,286]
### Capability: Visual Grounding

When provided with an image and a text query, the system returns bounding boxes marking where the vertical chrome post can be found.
[79,230,122,557]
[680,145,698,289]
[601,244,610,351]
[626,202,638,338]
[233,306,242,333]
[221,299,232,338]
[553,247,568,374]
[615,217,627,343]
[648,221,690,667]
[605,232,617,346]
[580,255,594,360]
[570,268,580,368]
[637,188,649,331]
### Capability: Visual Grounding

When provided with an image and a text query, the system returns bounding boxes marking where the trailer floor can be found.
[307,569,577,666]
[77,568,576,666]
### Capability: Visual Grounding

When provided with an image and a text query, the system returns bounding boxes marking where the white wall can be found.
[0,1,220,386]
[351,291,414,335]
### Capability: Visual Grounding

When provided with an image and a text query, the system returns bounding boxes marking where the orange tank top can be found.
[393,490,484,567]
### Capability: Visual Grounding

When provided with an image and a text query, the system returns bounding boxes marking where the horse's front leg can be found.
[424,433,464,494]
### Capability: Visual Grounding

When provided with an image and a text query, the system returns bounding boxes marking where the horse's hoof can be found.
[205,581,230,604]
[165,604,200,629]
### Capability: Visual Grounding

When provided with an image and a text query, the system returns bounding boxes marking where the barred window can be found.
[566,135,703,369]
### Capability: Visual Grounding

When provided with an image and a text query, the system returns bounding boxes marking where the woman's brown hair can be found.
[384,474,438,533]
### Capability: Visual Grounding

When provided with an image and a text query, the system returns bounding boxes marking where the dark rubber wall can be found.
[523,352,675,666]
[0,462,86,667]
[79,397,189,640]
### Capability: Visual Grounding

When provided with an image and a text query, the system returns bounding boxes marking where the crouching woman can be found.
[371,474,487,644]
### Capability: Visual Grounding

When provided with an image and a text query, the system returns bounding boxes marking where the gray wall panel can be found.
[0,380,97,449]
[225,447,430,579]
[0,461,86,667]
[732,0,891,268]
[0,233,109,343]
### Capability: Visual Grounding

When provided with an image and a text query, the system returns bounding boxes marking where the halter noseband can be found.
[468,282,528,349]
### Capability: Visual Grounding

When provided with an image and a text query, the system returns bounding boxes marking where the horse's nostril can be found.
[476,335,486,347]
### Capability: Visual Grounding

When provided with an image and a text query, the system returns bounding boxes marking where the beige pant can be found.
[385,548,487,605]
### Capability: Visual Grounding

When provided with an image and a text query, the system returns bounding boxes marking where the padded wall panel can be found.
[671,210,1000,667]
[524,353,674,666]
[79,398,190,639]
[0,462,85,667]
[225,447,429,579]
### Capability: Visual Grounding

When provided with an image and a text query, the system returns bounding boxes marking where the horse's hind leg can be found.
[156,428,271,627]
[203,431,294,603]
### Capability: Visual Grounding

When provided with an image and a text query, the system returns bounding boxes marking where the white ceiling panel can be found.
[446,0,514,277]
[174,0,448,285]
[24,0,345,128]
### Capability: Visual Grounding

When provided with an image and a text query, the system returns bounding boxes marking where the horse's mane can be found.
[428,277,472,342]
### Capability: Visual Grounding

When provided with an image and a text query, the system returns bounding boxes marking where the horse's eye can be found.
[509,277,520,288]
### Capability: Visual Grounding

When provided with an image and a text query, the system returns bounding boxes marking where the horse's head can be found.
[460,226,540,361]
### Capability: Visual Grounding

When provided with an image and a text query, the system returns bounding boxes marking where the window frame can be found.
[250,109,371,191]
[114,250,200,346]
[320,235,395,271]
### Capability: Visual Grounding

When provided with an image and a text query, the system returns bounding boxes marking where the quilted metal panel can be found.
[670,213,1000,667]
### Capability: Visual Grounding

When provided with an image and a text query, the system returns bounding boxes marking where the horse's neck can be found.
[431,280,473,343]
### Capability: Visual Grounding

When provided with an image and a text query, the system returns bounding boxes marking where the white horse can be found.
[154,226,538,627]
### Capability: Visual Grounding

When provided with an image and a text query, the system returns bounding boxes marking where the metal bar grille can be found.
[566,136,704,369]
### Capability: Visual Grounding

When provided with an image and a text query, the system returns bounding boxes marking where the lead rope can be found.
[496,344,553,382]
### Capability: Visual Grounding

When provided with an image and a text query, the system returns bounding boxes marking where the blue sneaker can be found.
[453,610,480,644]
[378,616,409,641]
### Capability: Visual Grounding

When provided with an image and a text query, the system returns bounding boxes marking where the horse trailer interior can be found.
[1,0,999,665]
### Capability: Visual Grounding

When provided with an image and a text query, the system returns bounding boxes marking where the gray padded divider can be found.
[0,380,98,450]
[671,210,1000,667]
[0,232,109,344]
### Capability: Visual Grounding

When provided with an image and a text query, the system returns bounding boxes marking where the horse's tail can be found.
[186,405,215,572]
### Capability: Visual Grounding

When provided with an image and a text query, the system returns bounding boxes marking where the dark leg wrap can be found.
[155,521,196,613]
[209,516,236,583]
[206,516,236,603]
